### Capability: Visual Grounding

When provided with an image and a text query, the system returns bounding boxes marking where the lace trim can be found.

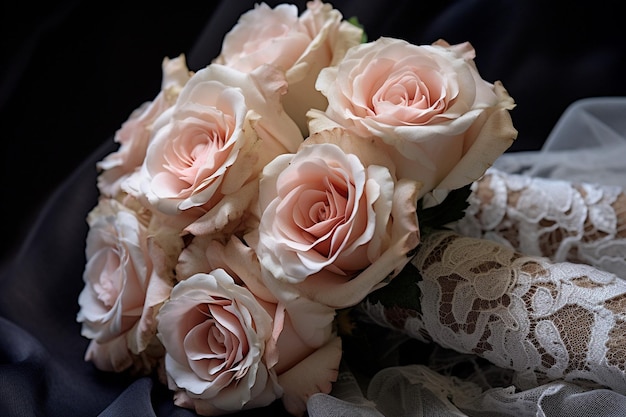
[455,168,626,277]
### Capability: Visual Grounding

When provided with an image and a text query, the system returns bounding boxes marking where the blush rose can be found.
[213,0,363,134]
[177,233,338,348]
[174,234,342,416]
[308,37,517,204]
[246,128,421,309]
[123,63,304,234]
[156,271,281,415]
[156,270,342,416]
[77,198,172,373]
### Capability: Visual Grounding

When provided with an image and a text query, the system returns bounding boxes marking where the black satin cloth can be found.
[1,1,625,415]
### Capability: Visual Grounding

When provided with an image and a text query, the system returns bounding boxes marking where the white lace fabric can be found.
[351,222,626,416]
[455,168,626,278]
[410,229,626,392]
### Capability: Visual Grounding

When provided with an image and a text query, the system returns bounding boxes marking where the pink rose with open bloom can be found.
[156,269,342,416]
[97,55,192,197]
[175,234,342,416]
[176,233,337,347]
[245,127,421,309]
[213,0,363,134]
[308,37,517,204]
[77,198,173,373]
[123,63,304,233]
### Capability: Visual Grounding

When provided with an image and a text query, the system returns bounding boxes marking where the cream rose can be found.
[308,37,517,204]
[156,271,282,415]
[97,55,192,198]
[213,0,363,134]
[123,63,303,234]
[246,128,421,309]
[156,270,341,416]
[176,233,337,348]
[77,198,172,373]
[172,236,342,416]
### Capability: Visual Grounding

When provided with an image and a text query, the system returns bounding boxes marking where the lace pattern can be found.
[455,168,626,277]
[382,229,626,393]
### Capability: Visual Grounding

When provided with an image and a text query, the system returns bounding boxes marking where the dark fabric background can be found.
[1,1,625,415]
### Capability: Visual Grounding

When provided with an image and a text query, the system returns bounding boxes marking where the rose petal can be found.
[84,338,133,373]
[278,336,343,417]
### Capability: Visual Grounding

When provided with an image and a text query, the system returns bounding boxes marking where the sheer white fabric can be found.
[310,362,626,417]
[493,97,626,191]
[306,98,626,416]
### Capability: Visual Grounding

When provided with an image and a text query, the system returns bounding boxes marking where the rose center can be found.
[305,176,352,257]
[165,111,235,191]
[304,177,348,229]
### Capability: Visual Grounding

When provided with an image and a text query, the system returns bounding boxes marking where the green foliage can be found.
[347,16,368,43]
[417,184,472,233]
[366,262,422,311]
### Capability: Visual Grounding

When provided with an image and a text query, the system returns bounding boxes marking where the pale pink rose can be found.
[156,271,282,415]
[123,63,303,234]
[214,2,309,74]
[97,55,192,197]
[176,234,337,348]
[77,198,173,373]
[213,0,363,134]
[246,128,421,309]
[309,37,518,204]
[174,235,342,416]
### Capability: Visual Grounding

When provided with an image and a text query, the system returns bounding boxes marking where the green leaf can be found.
[365,262,422,311]
[417,184,472,232]
[347,16,368,43]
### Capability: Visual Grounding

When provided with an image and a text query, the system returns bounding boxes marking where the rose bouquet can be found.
[75,1,626,416]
